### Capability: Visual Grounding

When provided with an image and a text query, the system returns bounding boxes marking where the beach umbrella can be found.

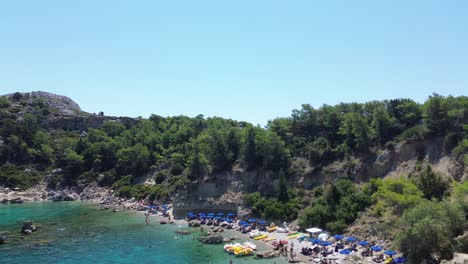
[306,227,322,234]
[198,213,206,216]
[242,223,250,227]
[208,212,215,216]
[227,219,233,223]
[217,213,224,216]
[370,245,382,252]
[346,237,357,242]
[311,238,322,244]
[384,250,397,256]
[258,220,267,225]
[239,221,247,225]
[188,212,194,215]
[248,218,256,223]
[207,215,213,219]
[358,241,369,246]
[227,213,235,217]
[320,241,333,246]
[214,216,220,220]
[394,257,407,263]
[333,234,344,240]
[340,249,352,255]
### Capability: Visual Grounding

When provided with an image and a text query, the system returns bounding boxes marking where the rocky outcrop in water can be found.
[21,220,37,235]
[200,234,223,244]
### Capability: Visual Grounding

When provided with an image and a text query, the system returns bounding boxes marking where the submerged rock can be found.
[201,234,223,244]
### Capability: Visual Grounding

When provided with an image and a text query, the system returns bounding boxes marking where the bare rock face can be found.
[30,91,81,116]
[4,91,81,116]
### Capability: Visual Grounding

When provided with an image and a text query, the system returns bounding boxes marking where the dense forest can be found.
[0,92,467,262]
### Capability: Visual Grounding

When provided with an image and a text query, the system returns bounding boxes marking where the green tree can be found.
[413,165,448,200]
[371,106,397,145]
[277,171,289,202]
[339,112,372,151]
[186,148,210,180]
[423,93,449,136]
[243,127,258,170]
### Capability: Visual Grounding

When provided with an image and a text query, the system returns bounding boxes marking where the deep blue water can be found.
[0,202,286,264]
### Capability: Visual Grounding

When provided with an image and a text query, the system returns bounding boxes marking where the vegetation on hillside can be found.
[0,92,466,261]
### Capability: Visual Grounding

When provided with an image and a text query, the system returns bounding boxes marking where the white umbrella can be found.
[306,227,322,233]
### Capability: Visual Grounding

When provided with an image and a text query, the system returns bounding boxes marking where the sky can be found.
[1,0,467,126]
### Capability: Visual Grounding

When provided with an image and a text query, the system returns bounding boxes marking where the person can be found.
[145,210,150,224]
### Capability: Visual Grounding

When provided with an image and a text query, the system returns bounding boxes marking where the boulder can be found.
[21,220,37,235]
[63,194,76,201]
[201,234,223,244]
[0,236,5,245]
[188,220,201,227]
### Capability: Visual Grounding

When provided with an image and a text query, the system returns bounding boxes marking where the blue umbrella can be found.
[258,220,267,225]
[248,218,256,223]
[207,215,213,219]
[208,213,215,216]
[334,234,344,240]
[198,213,206,216]
[346,237,357,242]
[320,241,333,246]
[188,212,194,215]
[217,213,224,216]
[371,245,382,251]
[384,250,397,256]
[394,257,407,263]
[340,249,352,255]
[242,223,250,227]
[214,216,220,220]
[239,221,247,225]
[227,219,233,223]
[358,241,369,246]
[227,213,235,217]
[311,238,322,244]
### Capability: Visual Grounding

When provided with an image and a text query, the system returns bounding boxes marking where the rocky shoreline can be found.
[0,184,117,204]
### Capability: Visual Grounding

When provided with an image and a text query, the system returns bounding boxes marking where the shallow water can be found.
[0,202,287,264]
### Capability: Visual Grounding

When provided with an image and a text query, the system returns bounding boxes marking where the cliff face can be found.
[175,137,465,206]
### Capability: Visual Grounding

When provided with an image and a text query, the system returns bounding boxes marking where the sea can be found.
[0,202,288,264]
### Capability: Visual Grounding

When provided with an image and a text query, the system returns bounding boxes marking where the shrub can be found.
[372,178,423,215]
[395,200,464,262]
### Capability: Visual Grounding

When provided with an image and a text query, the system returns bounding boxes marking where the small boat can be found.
[286,232,301,238]
[272,240,288,247]
[263,237,275,242]
[267,226,278,232]
[253,234,268,240]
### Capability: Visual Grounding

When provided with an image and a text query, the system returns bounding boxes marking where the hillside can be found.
[0,91,467,262]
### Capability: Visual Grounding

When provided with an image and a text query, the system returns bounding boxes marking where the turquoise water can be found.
[0,202,287,264]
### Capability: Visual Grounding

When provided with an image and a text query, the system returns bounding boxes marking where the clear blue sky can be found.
[1,0,467,125]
